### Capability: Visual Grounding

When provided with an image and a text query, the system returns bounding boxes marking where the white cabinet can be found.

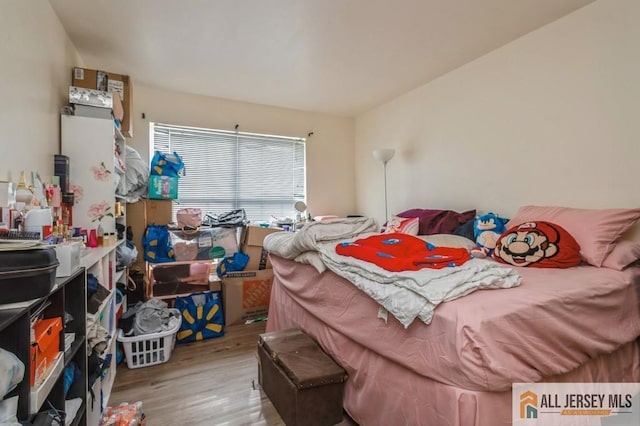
[61,115,125,236]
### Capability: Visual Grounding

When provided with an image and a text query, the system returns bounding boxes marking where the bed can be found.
[263,213,640,426]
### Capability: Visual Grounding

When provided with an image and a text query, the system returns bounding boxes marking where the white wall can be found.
[355,0,640,229]
[128,85,355,218]
[0,2,354,218]
[0,0,81,183]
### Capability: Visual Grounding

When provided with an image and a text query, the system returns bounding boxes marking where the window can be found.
[151,123,306,222]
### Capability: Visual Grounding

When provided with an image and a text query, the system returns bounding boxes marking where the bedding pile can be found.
[263,217,378,272]
[264,217,522,327]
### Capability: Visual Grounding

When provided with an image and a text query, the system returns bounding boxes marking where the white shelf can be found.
[30,352,64,415]
[94,289,115,318]
[115,268,127,283]
[80,245,117,270]
[100,335,118,413]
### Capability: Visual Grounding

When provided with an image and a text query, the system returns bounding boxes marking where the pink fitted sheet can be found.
[266,277,640,426]
[266,255,640,392]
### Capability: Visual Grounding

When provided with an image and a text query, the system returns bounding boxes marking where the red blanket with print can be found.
[335,232,470,272]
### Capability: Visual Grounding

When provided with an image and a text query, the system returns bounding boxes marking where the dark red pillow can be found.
[492,221,581,268]
[397,209,476,235]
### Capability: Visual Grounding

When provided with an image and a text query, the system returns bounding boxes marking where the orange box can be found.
[222,269,273,326]
[30,317,62,386]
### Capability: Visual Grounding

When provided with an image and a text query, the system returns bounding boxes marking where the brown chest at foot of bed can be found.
[258,328,348,426]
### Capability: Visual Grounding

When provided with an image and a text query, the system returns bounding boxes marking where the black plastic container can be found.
[0,248,59,304]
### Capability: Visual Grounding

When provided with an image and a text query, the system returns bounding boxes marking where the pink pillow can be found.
[384,216,419,235]
[506,206,640,267]
[601,240,640,270]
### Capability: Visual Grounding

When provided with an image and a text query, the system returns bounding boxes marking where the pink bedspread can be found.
[266,255,640,392]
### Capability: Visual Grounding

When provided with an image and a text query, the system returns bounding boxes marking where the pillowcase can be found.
[384,216,419,235]
[493,221,581,268]
[397,208,476,235]
[453,218,475,241]
[417,234,477,252]
[506,206,640,267]
[601,240,640,271]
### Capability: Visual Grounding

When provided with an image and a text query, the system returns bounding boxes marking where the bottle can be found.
[61,192,74,227]
[15,171,33,205]
[97,223,104,247]
[87,229,98,248]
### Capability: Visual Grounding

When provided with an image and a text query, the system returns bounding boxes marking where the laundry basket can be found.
[117,309,182,369]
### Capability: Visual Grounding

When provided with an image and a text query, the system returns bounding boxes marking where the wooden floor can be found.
[110,322,356,426]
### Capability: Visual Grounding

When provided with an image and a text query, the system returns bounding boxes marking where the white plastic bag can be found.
[0,348,25,399]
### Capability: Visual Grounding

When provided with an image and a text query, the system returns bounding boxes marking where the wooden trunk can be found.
[258,328,347,426]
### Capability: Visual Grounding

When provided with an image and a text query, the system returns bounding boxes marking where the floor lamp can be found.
[372,148,395,223]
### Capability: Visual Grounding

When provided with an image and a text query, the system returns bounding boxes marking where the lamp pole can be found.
[383,160,389,223]
[372,148,395,226]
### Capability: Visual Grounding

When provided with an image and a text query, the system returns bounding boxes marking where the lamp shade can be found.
[372,148,395,163]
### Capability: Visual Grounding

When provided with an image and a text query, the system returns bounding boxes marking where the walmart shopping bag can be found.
[175,291,224,343]
[142,224,175,263]
[150,150,184,177]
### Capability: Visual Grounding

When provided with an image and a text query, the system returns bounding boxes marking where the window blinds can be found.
[151,123,306,222]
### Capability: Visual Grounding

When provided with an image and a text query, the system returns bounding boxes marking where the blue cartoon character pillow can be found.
[472,212,508,257]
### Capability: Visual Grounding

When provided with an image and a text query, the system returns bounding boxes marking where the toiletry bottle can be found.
[97,223,104,247]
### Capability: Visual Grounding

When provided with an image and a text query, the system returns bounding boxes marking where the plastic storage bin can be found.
[117,309,182,369]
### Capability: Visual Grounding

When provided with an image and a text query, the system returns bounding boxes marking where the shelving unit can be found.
[81,244,119,424]
[61,112,129,424]
[0,268,87,425]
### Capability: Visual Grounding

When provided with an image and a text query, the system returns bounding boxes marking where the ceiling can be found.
[49,0,594,117]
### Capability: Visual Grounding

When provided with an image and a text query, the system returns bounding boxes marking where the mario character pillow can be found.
[492,221,581,268]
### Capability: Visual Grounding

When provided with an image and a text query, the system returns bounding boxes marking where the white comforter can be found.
[264,218,521,327]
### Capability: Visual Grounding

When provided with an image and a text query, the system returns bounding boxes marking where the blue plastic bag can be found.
[175,291,224,343]
[150,150,184,177]
[216,251,250,276]
[142,224,175,263]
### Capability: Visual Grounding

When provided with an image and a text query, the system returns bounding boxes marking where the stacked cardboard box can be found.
[72,67,133,137]
[242,226,283,270]
[127,199,173,272]
[221,225,283,325]
[222,269,274,326]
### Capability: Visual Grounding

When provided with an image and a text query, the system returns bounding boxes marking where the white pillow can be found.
[417,234,477,252]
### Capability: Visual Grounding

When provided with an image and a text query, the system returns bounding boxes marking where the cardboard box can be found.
[149,175,178,200]
[209,277,221,292]
[72,67,133,137]
[222,269,273,326]
[30,317,62,386]
[242,226,282,270]
[128,199,173,271]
